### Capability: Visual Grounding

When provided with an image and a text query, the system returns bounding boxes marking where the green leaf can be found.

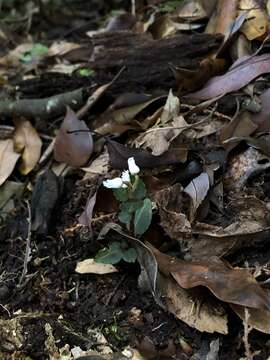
[122,247,137,263]
[95,242,123,264]
[131,178,146,200]
[78,68,95,77]
[20,43,49,63]
[134,198,152,236]
[118,209,132,226]
[113,188,129,202]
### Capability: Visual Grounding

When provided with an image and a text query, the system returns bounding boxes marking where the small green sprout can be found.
[20,43,49,63]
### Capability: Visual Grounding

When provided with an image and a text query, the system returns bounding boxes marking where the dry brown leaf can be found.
[164,275,228,334]
[187,54,270,100]
[54,107,93,167]
[239,0,269,40]
[253,88,270,133]
[75,258,118,274]
[0,139,20,186]
[152,246,270,311]
[224,147,270,191]
[13,119,42,175]
[232,298,270,334]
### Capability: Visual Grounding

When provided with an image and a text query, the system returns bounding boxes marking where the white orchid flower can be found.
[128,157,140,175]
[103,177,123,189]
[121,170,131,183]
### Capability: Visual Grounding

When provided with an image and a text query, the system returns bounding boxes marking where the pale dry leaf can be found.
[13,120,42,175]
[0,139,20,186]
[75,258,118,275]
[184,172,210,220]
[239,0,269,40]
[164,275,228,334]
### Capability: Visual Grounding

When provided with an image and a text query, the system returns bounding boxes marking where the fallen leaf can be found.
[239,0,269,40]
[223,147,270,191]
[75,258,118,274]
[78,192,97,236]
[31,170,60,235]
[220,111,258,150]
[151,246,270,311]
[164,275,228,334]
[253,88,270,132]
[0,181,24,210]
[107,139,187,170]
[187,54,270,100]
[13,119,42,175]
[0,139,20,186]
[106,13,137,31]
[54,107,93,167]
[232,299,270,334]
[184,172,210,221]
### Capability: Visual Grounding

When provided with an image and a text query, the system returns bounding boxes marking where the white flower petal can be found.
[103,177,123,189]
[121,170,131,183]
[128,157,140,175]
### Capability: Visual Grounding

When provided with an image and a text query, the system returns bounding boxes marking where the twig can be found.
[19,201,32,286]
[243,308,253,360]
[131,0,136,16]
[105,274,126,306]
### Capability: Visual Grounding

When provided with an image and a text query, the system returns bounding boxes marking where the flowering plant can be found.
[103,157,152,236]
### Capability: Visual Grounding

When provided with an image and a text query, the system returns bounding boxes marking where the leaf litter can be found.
[1,0,270,358]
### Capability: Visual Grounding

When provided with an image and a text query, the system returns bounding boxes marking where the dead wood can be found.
[89,31,224,91]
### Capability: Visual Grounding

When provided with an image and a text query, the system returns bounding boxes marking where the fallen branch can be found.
[0,87,87,119]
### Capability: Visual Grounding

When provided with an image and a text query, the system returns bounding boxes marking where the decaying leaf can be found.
[187,54,270,100]
[54,107,93,167]
[232,298,270,334]
[0,139,20,186]
[75,258,118,275]
[31,170,60,235]
[13,119,42,175]
[163,275,228,334]
[224,147,270,191]
[78,192,97,236]
[151,246,270,311]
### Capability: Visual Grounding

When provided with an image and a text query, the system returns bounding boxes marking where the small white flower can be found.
[121,170,131,183]
[128,157,140,175]
[103,177,123,189]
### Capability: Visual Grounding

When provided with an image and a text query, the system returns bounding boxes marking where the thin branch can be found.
[19,201,32,286]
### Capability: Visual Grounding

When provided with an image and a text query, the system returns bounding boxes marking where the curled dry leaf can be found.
[75,258,118,275]
[157,184,270,259]
[187,54,270,100]
[13,119,42,175]
[151,246,270,311]
[184,172,210,221]
[163,275,228,334]
[78,192,97,237]
[54,107,93,167]
[0,139,20,186]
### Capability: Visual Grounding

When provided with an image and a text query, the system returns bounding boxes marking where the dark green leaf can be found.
[122,247,137,263]
[118,209,132,226]
[134,198,152,236]
[95,242,123,264]
[131,178,146,200]
[113,188,129,202]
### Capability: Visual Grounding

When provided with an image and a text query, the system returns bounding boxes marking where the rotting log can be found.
[89,31,224,91]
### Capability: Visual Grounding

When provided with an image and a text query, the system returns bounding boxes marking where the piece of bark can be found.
[89,32,223,91]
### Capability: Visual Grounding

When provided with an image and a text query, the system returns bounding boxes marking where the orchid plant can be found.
[103,157,152,237]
